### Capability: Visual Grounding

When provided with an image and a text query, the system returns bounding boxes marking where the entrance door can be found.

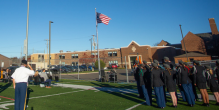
[130,56,137,69]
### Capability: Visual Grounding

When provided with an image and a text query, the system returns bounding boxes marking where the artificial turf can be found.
[0,81,219,110]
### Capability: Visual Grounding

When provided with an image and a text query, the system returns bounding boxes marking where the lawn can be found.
[0,80,218,110]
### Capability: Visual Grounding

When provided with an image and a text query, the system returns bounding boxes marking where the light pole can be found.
[49,21,53,74]
[179,24,189,62]
[25,0,29,60]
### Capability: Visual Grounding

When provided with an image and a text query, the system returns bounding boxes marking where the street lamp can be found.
[49,21,53,74]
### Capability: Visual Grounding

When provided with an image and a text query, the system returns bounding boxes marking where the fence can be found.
[2,58,218,83]
[26,56,135,83]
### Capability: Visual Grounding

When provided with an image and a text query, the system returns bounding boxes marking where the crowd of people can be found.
[133,57,219,108]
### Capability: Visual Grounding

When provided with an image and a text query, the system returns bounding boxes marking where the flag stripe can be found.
[97,12,111,25]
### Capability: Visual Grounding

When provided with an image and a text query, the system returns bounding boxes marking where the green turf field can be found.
[0,80,219,110]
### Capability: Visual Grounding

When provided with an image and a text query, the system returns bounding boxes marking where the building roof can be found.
[174,52,210,58]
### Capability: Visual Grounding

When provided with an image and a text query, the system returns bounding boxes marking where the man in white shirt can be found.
[11,60,34,110]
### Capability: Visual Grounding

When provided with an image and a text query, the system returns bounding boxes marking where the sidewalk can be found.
[52,83,216,101]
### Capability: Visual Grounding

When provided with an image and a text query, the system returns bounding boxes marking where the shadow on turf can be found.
[26,87,34,107]
[0,82,12,93]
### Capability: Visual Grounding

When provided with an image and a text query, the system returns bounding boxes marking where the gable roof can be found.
[121,41,150,48]
[174,52,210,58]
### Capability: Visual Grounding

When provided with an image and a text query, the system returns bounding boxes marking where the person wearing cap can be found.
[151,63,166,108]
[154,59,167,103]
[143,60,152,105]
[192,60,209,106]
[214,60,219,84]
[163,57,176,71]
[205,66,219,105]
[185,62,199,101]
[163,64,177,107]
[134,60,144,98]
[138,64,151,106]
[11,60,35,110]
[153,60,165,70]
[178,61,195,107]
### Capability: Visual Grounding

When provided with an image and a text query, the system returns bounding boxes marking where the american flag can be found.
[96,12,111,25]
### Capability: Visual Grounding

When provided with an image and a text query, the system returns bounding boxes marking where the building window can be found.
[72,54,78,58]
[92,53,98,56]
[109,60,118,66]
[113,51,117,56]
[189,58,194,62]
[108,52,112,57]
[59,55,65,59]
[61,62,65,66]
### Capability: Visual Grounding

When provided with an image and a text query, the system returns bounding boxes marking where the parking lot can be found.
[59,69,136,83]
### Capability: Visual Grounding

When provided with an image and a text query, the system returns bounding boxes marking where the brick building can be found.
[31,41,180,69]
[159,18,219,61]
[174,52,211,63]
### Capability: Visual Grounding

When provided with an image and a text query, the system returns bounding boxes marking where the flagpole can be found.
[95,8,101,81]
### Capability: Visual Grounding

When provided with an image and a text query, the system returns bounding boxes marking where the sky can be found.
[0,0,219,58]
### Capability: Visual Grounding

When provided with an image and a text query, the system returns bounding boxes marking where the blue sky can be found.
[0,0,219,58]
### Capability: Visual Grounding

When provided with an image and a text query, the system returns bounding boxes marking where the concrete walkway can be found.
[52,83,216,101]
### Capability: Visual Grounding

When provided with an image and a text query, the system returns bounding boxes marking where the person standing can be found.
[138,64,151,106]
[205,66,219,105]
[192,60,209,106]
[215,60,219,84]
[134,60,144,98]
[178,61,195,107]
[163,57,176,71]
[185,62,199,101]
[151,63,166,109]
[11,60,34,110]
[143,61,152,105]
[163,64,177,108]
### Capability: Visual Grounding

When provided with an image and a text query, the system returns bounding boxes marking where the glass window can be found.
[108,52,112,57]
[75,54,78,58]
[189,58,194,62]
[62,55,65,59]
[62,62,65,66]
[113,51,117,56]
[59,55,61,59]
[72,54,75,58]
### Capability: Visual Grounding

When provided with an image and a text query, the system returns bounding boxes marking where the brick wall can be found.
[181,32,207,54]
[174,56,211,63]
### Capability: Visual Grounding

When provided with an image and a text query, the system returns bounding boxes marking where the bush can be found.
[95,60,106,69]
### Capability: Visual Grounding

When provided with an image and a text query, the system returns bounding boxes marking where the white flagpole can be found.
[95,8,101,81]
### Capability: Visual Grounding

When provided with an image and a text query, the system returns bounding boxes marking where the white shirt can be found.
[11,67,34,83]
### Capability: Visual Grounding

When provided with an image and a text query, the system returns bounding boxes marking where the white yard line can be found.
[28,90,85,99]
[125,102,145,110]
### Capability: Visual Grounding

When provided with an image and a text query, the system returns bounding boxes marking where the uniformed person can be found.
[205,66,219,105]
[138,64,151,105]
[12,60,34,110]
[163,64,177,108]
[178,61,195,107]
[192,60,209,106]
[151,63,166,108]
[143,61,152,105]
[215,60,219,84]
[134,60,143,98]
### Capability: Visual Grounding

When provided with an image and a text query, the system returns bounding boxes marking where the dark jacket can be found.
[163,70,177,91]
[206,70,218,88]
[193,65,206,84]
[134,66,140,81]
[139,68,145,86]
[214,66,219,84]
[164,61,176,70]
[151,69,164,87]
[144,65,151,87]
[178,66,191,84]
